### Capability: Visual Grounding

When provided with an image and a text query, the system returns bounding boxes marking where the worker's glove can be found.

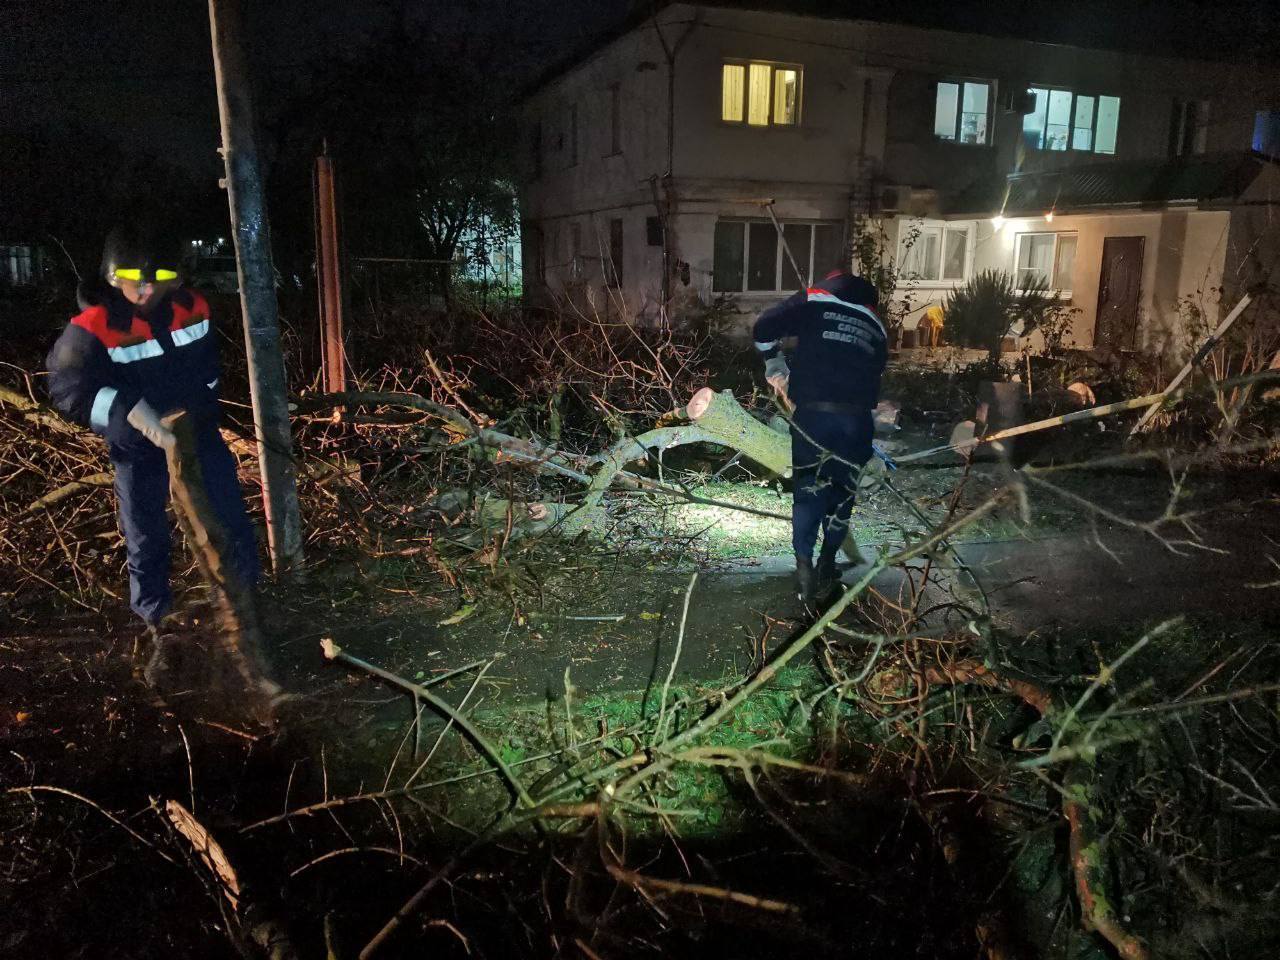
[126,399,176,452]
[764,355,790,396]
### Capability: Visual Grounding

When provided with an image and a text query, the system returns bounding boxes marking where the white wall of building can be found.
[886,208,1232,359]
[520,3,1279,345]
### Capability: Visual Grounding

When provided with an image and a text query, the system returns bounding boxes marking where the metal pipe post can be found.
[207,0,303,573]
[313,152,347,395]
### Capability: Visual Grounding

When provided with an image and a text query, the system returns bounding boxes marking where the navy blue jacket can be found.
[47,285,222,458]
[752,274,888,409]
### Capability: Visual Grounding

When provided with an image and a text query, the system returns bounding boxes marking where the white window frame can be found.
[896,219,975,287]
[712,219,841,294]
[720,60,804,128]
[1023,87,1121,155]
[1013,231,1078,295]
[934,79,995,146]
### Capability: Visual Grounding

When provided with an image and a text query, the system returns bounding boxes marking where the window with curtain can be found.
[897,220,973,283]
[934,79,993,145]
[721,61,803,126]
[1015,232,1077,290]
[1023,87,1121,154]
[712,220,842,293]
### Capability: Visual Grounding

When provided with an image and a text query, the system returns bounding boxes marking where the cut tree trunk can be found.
[686,388,791,477]
[686,388,869,561]
[162,410,280,716]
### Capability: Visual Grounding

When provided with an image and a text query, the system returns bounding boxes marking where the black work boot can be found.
[795,554,817,607]
[139,613,185,689]
[815,552,841,603]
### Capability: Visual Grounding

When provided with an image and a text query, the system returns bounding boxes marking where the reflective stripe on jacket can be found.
[47,287,221,453]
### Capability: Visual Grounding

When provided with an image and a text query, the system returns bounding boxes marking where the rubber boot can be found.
[795,554,817,607]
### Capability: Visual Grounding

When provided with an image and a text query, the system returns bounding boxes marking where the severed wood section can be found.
[162,410,280,710]
[686,388,791,477]
[687,387,869,561]
[166,799,298,959]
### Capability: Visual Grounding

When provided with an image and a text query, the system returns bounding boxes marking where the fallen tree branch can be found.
[321,639,535,810]
[917,658,1151,960]
[21,472,113,515]
[165,799,299,960]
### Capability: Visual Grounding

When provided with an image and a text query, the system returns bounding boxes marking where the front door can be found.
[1095,236,1144,350]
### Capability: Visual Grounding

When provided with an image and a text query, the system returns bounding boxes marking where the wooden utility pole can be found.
[208,0,303,572]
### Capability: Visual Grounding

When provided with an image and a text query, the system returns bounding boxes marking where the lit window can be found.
[722,65,744,122]
[721,61,802,127]
[934,80,992,145]
[712,220,840,293]
[1015,233,1077,291]
[898,221,973,283]
[1024,88,1121,154]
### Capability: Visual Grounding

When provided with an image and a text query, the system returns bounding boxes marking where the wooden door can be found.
[1095,236,1144,350]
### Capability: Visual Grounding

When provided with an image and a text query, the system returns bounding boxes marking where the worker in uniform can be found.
[46,224,260,638]
[753,270,888,605]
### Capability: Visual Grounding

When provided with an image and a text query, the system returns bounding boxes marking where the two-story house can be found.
[520,2,1280,357]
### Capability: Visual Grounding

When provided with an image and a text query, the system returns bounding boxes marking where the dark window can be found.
[608,83,622,155]
[812,223,843,279]
[1169,100,1207,157]
[607,218,623,286]
[1,245,38,285]
[646,216,663,246]
[747,222,778,291]
[569,103,579,165]
[526,223,545,285]
[780,223,812,291]
[713,222,745,292]
[714,220,843,293]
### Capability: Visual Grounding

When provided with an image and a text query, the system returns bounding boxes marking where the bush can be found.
[944,270,1057,365]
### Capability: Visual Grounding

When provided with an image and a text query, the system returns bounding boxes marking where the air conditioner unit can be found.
[876,185,913,215]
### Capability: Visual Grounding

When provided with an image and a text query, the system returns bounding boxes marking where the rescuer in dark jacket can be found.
[46,224,259,633]
[753,270,888,605]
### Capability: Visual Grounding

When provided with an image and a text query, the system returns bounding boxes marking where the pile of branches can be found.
[0,300,754,623]
[0,376,124,623]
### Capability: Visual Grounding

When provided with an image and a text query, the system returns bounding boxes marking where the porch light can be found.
[1045,210,1055,223]
[992,215,1006,231]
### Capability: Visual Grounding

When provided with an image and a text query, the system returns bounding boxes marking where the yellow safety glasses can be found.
[114,268,179,282]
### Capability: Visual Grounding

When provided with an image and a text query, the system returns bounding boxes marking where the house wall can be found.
[521,23,671,317]
[888,208,1232,359]
[521,4,1279,338]
[865,19,1265,200]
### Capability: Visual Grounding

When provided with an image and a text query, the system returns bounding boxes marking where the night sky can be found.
[1,0,1276,177]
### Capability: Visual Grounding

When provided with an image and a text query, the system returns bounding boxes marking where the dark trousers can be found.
[112,429,259,624]
[790,408,873,563]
